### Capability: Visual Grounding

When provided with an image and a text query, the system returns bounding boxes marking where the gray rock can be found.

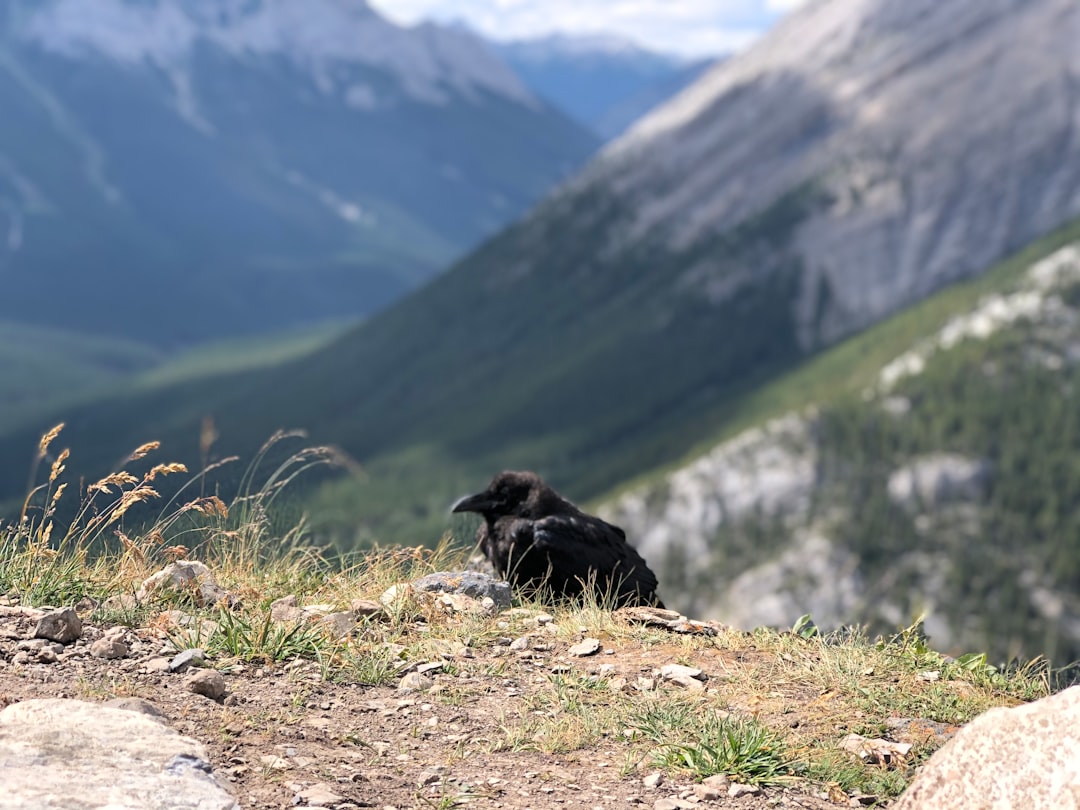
[0,699,237,809]
[350,598,387,620]
[397,672,433,692]
[568,638,602,657]
[660,664,705,681]
[170,648,206,673]
[269,595,303,623]
[411,572,512,610]
[34,608,82,644]
[90,638,129,659]
[185,670,227,702]
[318,611,357,638]
[138,561,230,607]
[892,685,1080,810]
[728,783,762,798]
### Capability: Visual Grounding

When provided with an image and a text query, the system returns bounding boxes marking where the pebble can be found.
[643,772,664,789]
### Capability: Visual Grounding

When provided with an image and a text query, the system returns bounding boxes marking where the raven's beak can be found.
[451,491,494,514]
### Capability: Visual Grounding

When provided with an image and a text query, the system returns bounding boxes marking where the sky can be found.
[367,0,809,59]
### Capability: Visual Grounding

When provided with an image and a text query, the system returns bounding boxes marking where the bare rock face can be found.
[0,698,238,810]
[892,685,1080,810]
[887,455,992,509]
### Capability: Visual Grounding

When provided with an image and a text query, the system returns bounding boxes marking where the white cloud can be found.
[765,0,808,11]
[368,0,788,58]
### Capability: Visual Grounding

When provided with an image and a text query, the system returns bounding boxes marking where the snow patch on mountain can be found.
[17,0,536,107]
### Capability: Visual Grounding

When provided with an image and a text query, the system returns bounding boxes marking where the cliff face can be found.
[603,239,1080,664]
[581,0,1080,348]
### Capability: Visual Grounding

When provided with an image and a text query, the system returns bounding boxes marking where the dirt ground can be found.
[0,603,865,810]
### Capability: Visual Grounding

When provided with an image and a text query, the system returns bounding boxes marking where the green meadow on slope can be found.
[3,213,1080,556]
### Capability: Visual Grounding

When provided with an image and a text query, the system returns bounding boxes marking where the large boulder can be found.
[892,686,1080,809]
[0,699,238,810]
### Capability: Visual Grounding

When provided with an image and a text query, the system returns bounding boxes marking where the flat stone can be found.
[297,784,344,805]
[34,608,82,644]
[90,638,129,659]
[170,648,206,673]
[660,664,705,681]
[0,699,237,809]
[568,638,602,657]
[397,672,433,692]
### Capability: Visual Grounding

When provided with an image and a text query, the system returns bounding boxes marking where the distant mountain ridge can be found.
[0,0,597,345]
[493,34,713,140]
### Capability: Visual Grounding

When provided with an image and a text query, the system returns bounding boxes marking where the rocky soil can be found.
[0,598,886,810]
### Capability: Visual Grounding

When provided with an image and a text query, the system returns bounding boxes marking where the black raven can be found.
[452,470,665,608]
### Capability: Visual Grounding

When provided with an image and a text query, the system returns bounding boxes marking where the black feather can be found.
[453,471,664,608]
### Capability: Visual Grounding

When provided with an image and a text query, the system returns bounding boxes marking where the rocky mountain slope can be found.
[603,229,1080,665]
[0,0,596,344]
[493,34,713,140]
[0,0,1077,615]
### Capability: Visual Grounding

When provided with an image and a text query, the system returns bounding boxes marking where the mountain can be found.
[1,0,1079,652]
[493,34,713,140]
[602,221,1080,665]
[0,0,597,345]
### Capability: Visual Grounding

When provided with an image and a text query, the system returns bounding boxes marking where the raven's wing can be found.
[529,514,660,604]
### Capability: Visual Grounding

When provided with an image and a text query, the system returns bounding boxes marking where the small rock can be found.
[509,636,531,651]
[702,775,731,791]
[185,669,226,701]
[667,675,706,692]
[138,561,230,607]
[91,638,130,660]
[418,765,447,786]
[728,783,762,798]
[169,648,206,673]
[350,599,388,621]
[643,772,664,789]
[270,595,304,623]
[34,608,82,644]
[298,783,345,806]
[143,657,172,673]
[660,664,705,681]
[411,572,511,610]
[694,783,723,801]
[535,613,554,625]
[101,594,139,613]
[398,672,433,692]
[568,638,602,657]
[654,799,693,810]
[319,612,356,638]
[636,677,657,692]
